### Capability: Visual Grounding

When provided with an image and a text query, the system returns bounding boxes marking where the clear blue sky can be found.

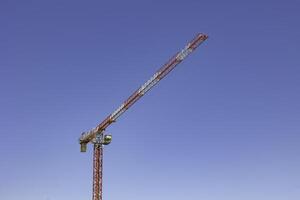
[1,0,300,200]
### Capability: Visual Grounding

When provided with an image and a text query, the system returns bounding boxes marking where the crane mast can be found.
[79,33,208,200]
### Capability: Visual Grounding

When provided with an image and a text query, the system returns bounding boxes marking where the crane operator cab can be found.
[103,134,112,145]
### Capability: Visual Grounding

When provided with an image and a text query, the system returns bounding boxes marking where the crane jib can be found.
[79,33,208,145]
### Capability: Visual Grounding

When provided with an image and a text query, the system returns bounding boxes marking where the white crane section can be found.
[176,43,193,60]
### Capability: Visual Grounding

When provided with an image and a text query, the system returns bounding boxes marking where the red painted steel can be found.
[93,144,103,200]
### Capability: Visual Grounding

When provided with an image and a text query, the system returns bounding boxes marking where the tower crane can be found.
[79,33,208,200]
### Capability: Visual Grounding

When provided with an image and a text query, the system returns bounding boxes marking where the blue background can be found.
[1,0,300,199]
